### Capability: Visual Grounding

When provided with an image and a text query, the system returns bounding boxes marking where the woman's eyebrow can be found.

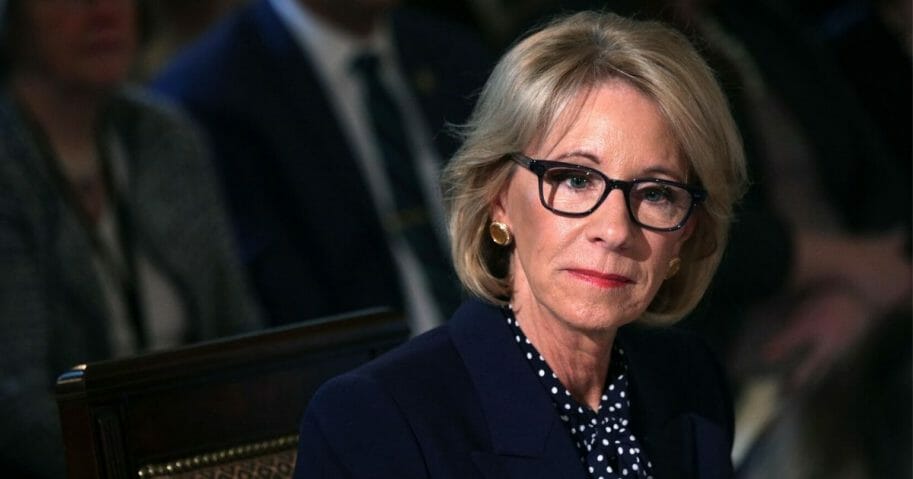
[550,152,686,180]
[637,165,687,180]
[553,150,600,165]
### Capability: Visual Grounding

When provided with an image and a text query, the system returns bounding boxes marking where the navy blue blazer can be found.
[294,299,734,478]
[153,0,492,325]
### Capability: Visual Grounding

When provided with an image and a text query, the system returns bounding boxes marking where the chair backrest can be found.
[56,308,408,479]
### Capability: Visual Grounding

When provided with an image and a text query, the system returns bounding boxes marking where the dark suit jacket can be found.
[294,299,734,478]
[153,0,492,326]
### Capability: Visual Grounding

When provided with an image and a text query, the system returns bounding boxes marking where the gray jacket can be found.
[0,87,262,477]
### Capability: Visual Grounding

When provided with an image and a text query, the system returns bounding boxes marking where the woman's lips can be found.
[566,269,634,289]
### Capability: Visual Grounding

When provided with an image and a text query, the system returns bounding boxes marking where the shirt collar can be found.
[268,0,396,80]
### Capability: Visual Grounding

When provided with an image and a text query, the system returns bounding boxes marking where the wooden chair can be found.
[55,308,408,479]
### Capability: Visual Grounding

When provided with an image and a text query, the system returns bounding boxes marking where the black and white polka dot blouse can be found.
[504,306,654,479]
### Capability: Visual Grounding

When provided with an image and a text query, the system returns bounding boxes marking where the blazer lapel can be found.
[618,327,733,479]
[617,327,695,478]
[634,410,730,479]
[448,301,588,479]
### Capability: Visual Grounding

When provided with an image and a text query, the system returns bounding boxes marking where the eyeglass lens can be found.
[540,167,693,229]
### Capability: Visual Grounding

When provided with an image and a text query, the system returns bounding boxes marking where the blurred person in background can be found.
[0,0,261,476]
[152,0,493,332]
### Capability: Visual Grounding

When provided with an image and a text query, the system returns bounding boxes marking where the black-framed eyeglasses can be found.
[511,153,707,232]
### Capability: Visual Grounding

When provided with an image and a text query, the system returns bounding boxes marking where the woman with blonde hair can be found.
[295,10,746,478]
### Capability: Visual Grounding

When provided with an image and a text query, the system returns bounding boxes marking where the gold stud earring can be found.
[665,257,681,279]
[489,221,513,246]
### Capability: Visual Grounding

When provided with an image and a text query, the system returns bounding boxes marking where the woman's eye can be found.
[565,175,590,189]
[641,186,671,202]
[549,170,594,190]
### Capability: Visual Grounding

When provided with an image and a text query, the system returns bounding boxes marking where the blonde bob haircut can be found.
[442,10,747,325]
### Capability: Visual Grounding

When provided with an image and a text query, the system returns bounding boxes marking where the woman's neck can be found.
[513,303,616,411]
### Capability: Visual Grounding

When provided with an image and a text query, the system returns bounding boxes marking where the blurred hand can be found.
[763,287,872,389]
[794,229,912,314]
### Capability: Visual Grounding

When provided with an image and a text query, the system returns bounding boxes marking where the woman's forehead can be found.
[526,80,686,176]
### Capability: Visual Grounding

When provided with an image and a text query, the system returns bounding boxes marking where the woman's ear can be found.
[673,215,697,253]
[489,182,511,224]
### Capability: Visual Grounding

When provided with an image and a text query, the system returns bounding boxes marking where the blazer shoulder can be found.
[108,88,210,167]
[298,369,430,478]
[152,2,267,103]
[349,325,462,387]
[307,322,487,433]
[297,326,467,478]
[113,87,198,131]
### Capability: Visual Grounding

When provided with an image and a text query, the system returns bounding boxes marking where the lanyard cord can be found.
[21,103,149,350]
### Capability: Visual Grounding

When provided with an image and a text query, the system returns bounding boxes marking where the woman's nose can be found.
[585,189,636,249]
